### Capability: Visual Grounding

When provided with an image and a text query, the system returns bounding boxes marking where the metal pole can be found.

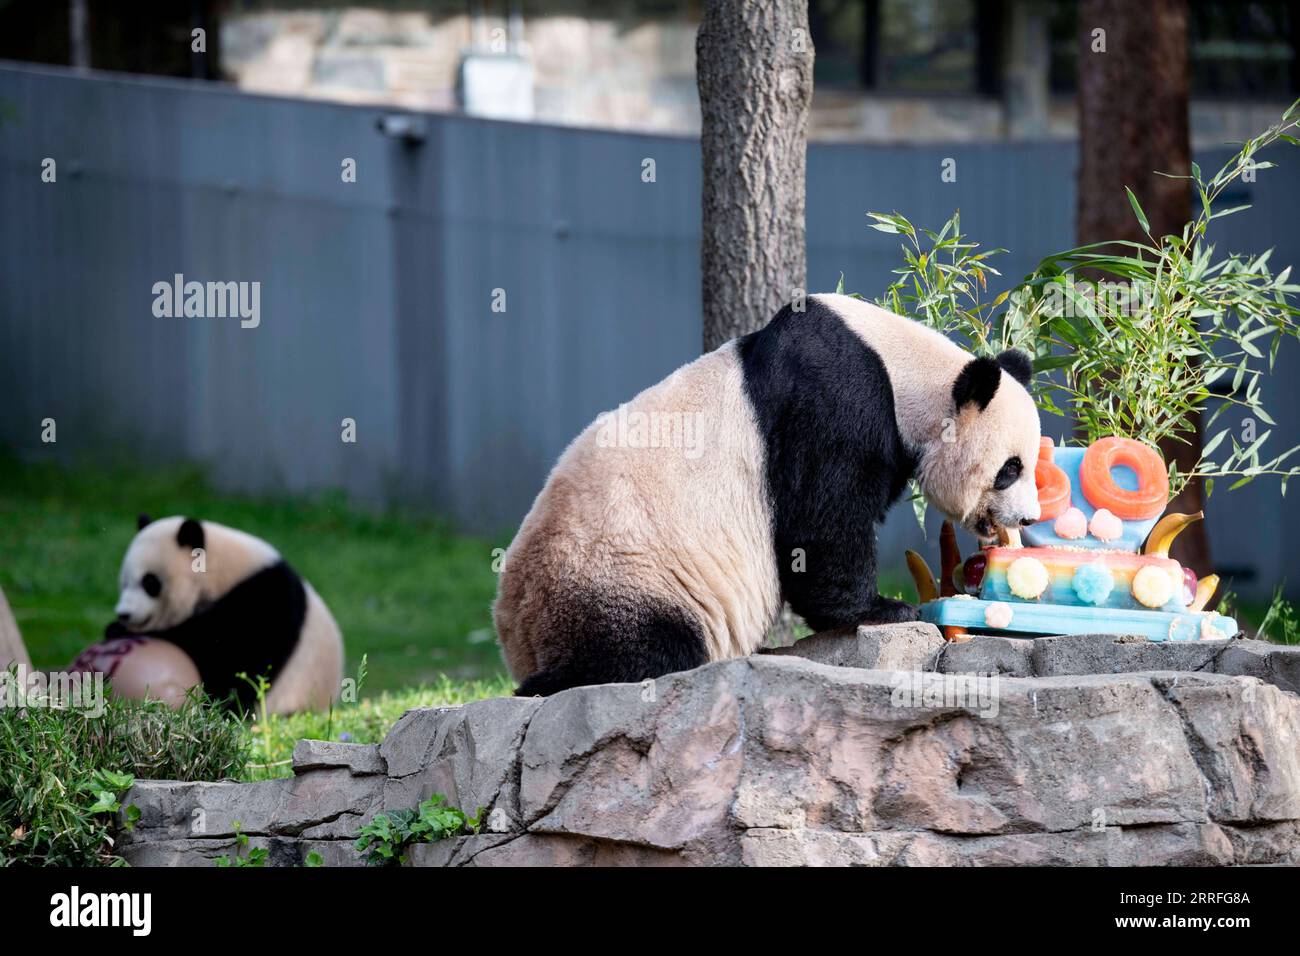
[69,0,90,71]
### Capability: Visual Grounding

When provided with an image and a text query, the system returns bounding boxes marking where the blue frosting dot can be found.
[1073,562,1115,606]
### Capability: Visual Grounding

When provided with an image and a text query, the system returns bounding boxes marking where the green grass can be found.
[0,452,511,692]
[1,687,251,866]
[243,673,513,780]
[0,674,514,864]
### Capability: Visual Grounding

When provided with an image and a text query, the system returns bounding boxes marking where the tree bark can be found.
[698,0,814,352]
[1076,0,1210,572]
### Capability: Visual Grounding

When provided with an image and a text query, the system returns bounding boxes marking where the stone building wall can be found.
[217,5,1291,145]
[219,7,701,131]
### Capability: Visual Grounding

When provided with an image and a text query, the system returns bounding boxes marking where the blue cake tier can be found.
[1024,444,1161,552]
[921,596,1237,643]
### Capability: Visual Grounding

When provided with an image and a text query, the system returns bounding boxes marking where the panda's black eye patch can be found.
[141,573,162,598]
[993,457,1023,491]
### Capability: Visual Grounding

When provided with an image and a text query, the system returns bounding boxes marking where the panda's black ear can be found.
[177,518,205,551]
[137,513,153,531]
[952,356,1002,411]
[995,349,1034,387]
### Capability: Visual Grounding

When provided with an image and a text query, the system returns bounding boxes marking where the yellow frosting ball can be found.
[1132,565,1176,609]
[1006,557,1050,600]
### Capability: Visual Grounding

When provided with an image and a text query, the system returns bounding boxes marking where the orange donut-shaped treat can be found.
[1035,456,1071,520]
[1038,436,1054,461]
[1079,436,1169,520]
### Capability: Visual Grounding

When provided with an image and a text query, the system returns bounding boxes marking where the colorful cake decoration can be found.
[1132,565,1176,609]
[1006,556,1049,600]
[984,601,1014,629]
[906,436,1237,643]
[1079,436,1169,520]
[1035,437,1072,520]
[1054,506,1087,540]
[1087,507,1123,542]
[1071,561,1115,606]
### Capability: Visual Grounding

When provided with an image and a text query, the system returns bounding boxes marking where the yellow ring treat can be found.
[1132,565,1175,609]
[1006,556,1049,600]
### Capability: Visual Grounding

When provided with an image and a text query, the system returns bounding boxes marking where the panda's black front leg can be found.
[802,589,920,630]
[782,531,919,632]
[855,593,921,624]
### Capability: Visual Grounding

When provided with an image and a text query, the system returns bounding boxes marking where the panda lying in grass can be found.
[106,515,343,713]
[495,293,1042,696]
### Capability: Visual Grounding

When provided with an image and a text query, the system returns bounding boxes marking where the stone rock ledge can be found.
[120,645,1300,867]
[775,622,1300,696]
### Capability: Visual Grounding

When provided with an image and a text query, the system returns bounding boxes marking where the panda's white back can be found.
[495,339,781,683]
[265,581,344,713]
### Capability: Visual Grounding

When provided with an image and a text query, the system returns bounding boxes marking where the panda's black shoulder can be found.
[737,294,916,540]
[737,295,904,436]
[157,559,309,711]
[215,559,308,623]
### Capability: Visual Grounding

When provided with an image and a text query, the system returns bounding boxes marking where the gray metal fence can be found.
[2,63,1297,599]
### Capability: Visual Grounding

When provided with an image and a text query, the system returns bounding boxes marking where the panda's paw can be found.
[861,597,920,625]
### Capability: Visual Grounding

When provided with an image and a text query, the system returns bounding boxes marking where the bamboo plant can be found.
[863,98,1300,500]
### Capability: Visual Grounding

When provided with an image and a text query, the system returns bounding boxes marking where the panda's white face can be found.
[115,516,282,633]
[114,518,208,632]
[961,437,1043,538]
[920,358,1042,539]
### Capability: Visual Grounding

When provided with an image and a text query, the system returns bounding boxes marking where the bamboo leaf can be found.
[1201,428,1230,458]
[1125,187,1150,233]
[1210,204,1251,220]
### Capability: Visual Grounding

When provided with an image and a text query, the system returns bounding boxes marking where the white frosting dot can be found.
[985,601,1014,629]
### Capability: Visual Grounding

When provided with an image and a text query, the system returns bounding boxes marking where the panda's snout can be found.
[993,501,1040,530]
[114,597,148,630]
[115,609,143,630]
[1008,490,1041,527]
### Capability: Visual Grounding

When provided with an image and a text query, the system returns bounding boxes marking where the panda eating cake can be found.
[70,515,344,713]
[908,436,1237,642]
[495,294,1045,695]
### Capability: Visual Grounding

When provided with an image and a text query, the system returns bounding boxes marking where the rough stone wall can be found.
[120,626,1300,867]
[220,8,701,131]
[215,7,1290,145]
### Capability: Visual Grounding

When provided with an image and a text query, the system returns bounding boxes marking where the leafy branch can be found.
[866,210,1017,354]
[863,98,1300,499]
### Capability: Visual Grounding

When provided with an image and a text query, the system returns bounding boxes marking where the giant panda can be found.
[495,293,1042,696]
[108,515,344,714]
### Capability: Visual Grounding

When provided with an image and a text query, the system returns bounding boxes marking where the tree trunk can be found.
[1076,0,1210,573]
[698,0,814,352]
